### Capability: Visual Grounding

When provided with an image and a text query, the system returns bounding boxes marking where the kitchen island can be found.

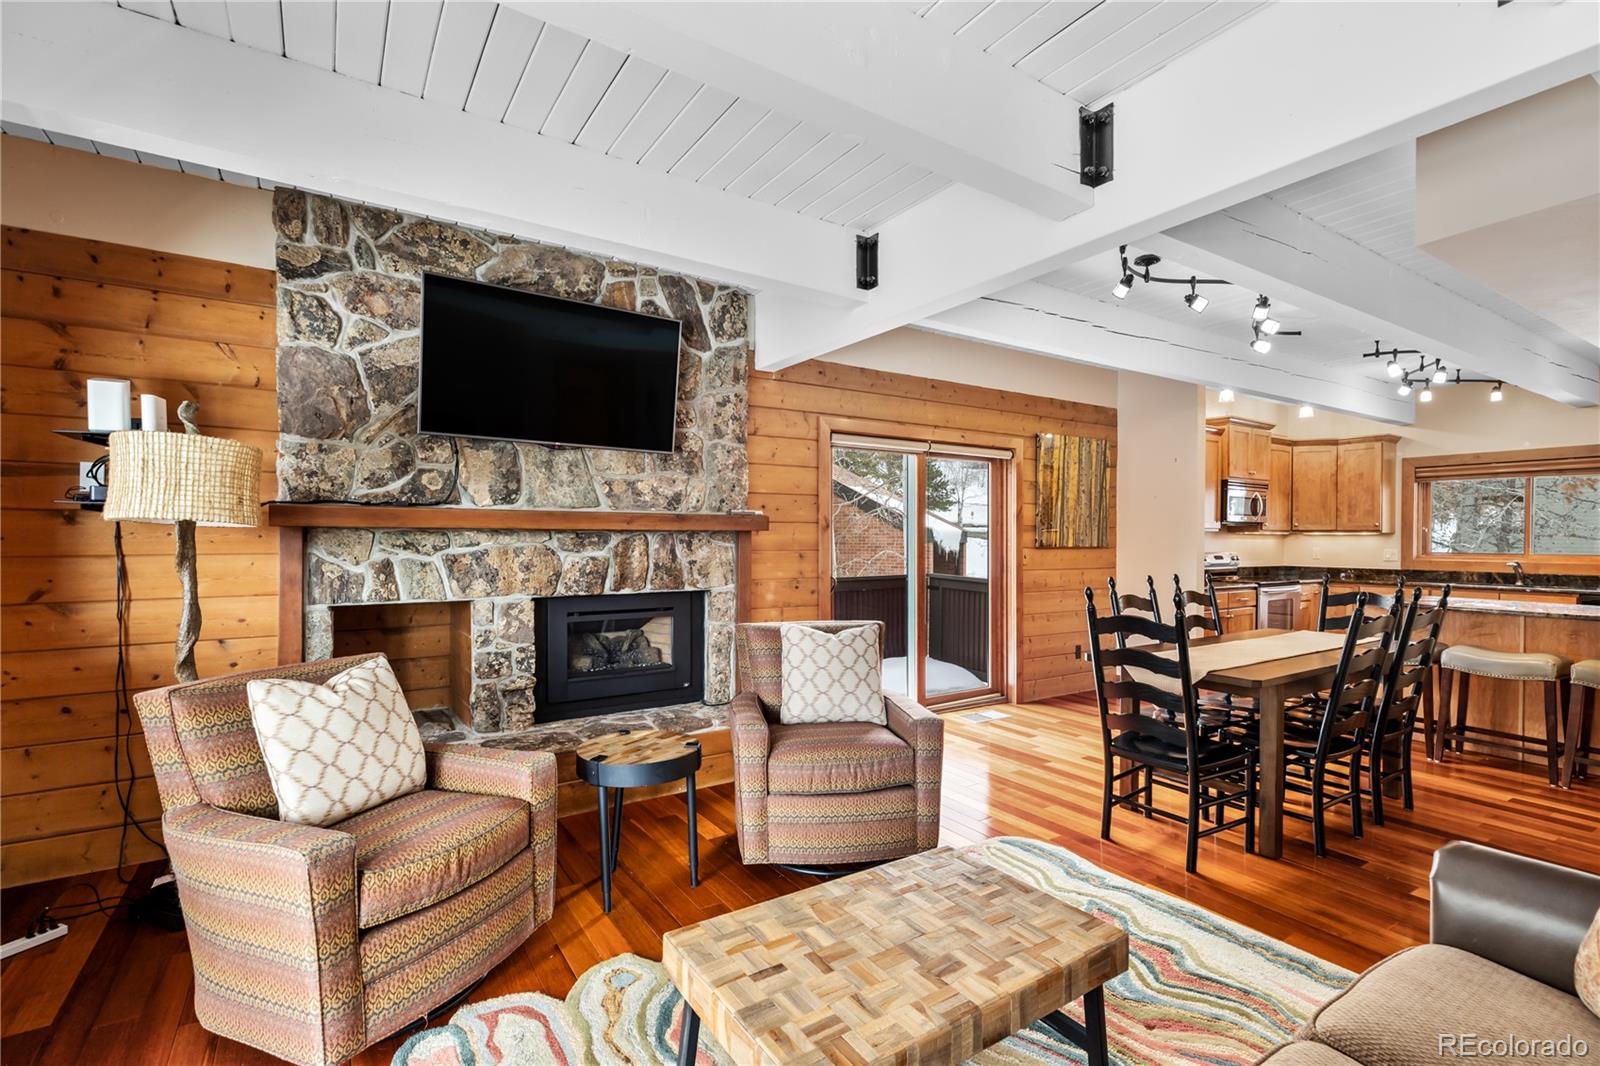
[1426,594,1600,766]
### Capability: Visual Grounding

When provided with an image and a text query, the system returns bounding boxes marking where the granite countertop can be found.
[1418,597,1600,621]
[1222,566,1600,597]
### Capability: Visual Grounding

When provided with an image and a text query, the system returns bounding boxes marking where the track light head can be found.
[1298,404,1314,419]
[1419,386,1434,403]
[1386,359,1403,378]
[1185,291,1208,313]
[1113,274,1132,299]
[1259,317,1281,335]
[1218,388,1236,403]
[1250,337,1272,355]
[1252,295,1271,323]
[1397,382,1412,397]
[1490,382,1504,402]
[1432,365,1448,384]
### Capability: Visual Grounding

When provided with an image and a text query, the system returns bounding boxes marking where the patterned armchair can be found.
[133,654,557,1066]
[731,621,944,868]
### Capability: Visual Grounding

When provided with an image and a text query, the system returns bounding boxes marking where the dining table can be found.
[1185,627,1359,860]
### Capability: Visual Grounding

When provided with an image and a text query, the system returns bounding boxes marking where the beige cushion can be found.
[1439,644,1571,681]
[247,655,425,826]
[1305,944,1600,1066]
[1256,1042,1362,1066]
[1579,907,1600,1018]
[778,622,885,725]
[1573,659,1600,690]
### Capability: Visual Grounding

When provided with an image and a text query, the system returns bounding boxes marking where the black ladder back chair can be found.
[1283,595,1398,857]
[1317,576,1404,632]
[1107,576,1165,648]
[1366,586,1450,825]
[1173,574,1222,637]
[1084,587,1257,874]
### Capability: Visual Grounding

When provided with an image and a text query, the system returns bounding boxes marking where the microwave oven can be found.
[1223,479,1268,525]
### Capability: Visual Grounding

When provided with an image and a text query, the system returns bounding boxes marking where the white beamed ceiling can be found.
[108,0,953,232]
[911,0,1267,106]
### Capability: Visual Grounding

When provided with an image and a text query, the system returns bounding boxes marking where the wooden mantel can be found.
[265,502,769,532]
[273,504,768,664]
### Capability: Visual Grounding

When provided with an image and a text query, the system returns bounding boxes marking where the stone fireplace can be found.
[272,189,752,737]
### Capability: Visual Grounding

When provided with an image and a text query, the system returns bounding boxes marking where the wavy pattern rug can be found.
[392,837,1351,1065]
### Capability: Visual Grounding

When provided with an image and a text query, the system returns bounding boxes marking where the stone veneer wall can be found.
[271,188,749,509]
[272,190,750,733]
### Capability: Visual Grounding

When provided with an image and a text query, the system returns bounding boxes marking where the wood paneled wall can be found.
[1,228,279,887]
[745,361,1116,701]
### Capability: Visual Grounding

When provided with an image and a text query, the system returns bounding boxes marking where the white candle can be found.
[139,393,168,432]
[86,379,133,432]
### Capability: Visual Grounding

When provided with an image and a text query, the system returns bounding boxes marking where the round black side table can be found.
[574,729,702,914]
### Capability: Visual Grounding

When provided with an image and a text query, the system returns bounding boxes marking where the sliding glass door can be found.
[829,441,1004,705]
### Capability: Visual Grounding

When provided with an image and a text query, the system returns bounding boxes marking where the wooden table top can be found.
[574,729,700,766]
[1191,628,1349,688]
[661,846,1128,1066]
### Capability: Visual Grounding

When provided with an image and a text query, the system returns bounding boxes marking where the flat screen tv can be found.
[418,272,682,453]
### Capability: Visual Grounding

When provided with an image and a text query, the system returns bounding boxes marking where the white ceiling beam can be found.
[0,1,865,305]
[750,1,1600,369]
[511,1,1091,220]
[924,282,1415,424]
[1160,196,1599,407]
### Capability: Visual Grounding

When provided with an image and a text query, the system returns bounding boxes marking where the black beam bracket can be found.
[856,233,879,291]
[1079,103,1114,188]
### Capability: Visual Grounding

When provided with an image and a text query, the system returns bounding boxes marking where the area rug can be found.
[391,837,1352,1066]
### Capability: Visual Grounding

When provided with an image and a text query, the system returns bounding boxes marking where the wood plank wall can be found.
[1,228,279,887]
[745,361,1117,701]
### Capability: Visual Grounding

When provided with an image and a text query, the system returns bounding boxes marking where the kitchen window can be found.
[1404,446,1600,574]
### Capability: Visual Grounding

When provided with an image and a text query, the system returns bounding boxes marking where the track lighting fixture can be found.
[1218,388,1236,403]
[1419,385,1434,403]
[1251,337,1272,355]
[1259,316,1280,335]
[1185,279,1208,313]
[1397,382,1412,397]
[1113,274,1133,299]
[1364,342,1502,407]
[1432,365,1448,384]
[1386,358,1403,378]
[1490,382,1504,402]
[1252,295,1271,324]
[1298,404,1314,418]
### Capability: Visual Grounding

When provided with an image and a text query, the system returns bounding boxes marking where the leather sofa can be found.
[1261,841,1600,1065]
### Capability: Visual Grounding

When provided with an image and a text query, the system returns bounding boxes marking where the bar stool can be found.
[1562,660,1599,788]
[1436,646,1572,785]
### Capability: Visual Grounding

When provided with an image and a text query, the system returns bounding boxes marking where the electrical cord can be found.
[112,522,167,881]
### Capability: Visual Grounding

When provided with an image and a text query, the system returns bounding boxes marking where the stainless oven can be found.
[1223,479,1268,525]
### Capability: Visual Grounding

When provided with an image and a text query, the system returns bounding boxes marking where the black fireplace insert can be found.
[534,591,704,721]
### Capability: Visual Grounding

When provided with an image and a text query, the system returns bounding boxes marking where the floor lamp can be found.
[104,401,261,682]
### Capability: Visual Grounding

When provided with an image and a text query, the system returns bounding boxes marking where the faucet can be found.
[1507,561,1529,586]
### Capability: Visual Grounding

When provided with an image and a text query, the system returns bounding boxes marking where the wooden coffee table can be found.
[575,729,702,914]
[662,846,1128,1066]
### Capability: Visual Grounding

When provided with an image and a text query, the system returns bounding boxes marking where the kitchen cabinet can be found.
[1214,586,1258,634]
[1264,440,1293,532]
[1335,440,1397,533]
[1209,417,1273,481]
[1291,445,1339,531]
[1204,426,1222,531]
[1296,584,1319,630]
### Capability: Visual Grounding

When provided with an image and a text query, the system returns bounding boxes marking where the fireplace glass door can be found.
[536,592,703,720]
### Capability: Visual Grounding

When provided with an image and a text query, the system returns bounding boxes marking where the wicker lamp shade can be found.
[103,430,261,527]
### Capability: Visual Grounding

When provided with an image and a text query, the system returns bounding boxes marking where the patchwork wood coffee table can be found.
[662,846,1128,1066]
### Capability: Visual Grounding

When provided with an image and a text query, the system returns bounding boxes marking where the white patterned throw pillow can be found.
[247,656,426,827]
[778,623,885,725]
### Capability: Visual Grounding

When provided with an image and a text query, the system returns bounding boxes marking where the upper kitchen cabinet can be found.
[1204,425,1223,531]
[1291,444,1339,531]
[1265,439,1294,532]
[1291,436,1400,533]
[1336,439,1398,532]
[1209,417,1273,481]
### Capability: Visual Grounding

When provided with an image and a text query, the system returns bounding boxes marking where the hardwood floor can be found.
[4,697,1597,1065]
